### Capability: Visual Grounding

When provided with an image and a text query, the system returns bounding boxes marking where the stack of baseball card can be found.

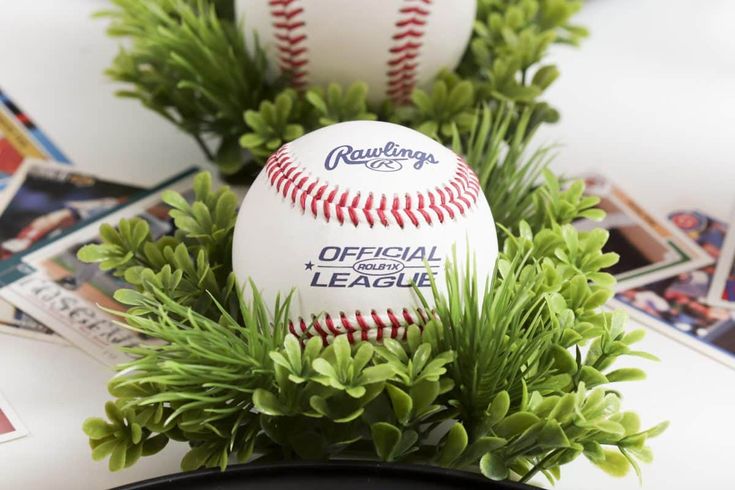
[576,174,735,369]
[0,88,199,445]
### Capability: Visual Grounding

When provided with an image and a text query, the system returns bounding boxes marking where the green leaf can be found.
[619,412,641,435]
[385,385,413,425]
[353,342,374,372]
[104,401,124,425]
[548,393,577,424]
[161,190,189,211]
[639,421,670,439]
[239,132,265,148]
[345,385,367,399]
[312,358,339,380]
[579,365,608,387]
[130,422,143,444]
[91,438,117,461]
[531,65,560,90]
[538,420,570,448]
[606,368,646,383]
[626,445,654,464]
[437,423,468,466]
[83,418,113,439]
[583,441,605,464]
[124,443,143,468]
[308,395,331,418]
[462,437,507,464]
[486,391,510,425]
[594,420,626,437]
[142,434,169,456]
[494,412,540,438]
[77,244,107,263]
[181,445,210,472]
[371,422,402,461]
[410,380,440,414]
[480,452,509,481]
[252,389,285,416]
[619,433,646,449]
[109,442,128,471]
[550,344,577,373]
[359,364,395,384]
[594,450,630,477]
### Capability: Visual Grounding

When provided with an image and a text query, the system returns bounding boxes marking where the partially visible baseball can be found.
[235,0,476,104]
[232,121,497,343]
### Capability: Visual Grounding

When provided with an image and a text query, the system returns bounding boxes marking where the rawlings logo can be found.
[324,142,439,172]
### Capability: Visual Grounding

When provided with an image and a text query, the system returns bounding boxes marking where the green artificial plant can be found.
[82,0,666,484]
[79,104,666,484]
[100,0,586,176]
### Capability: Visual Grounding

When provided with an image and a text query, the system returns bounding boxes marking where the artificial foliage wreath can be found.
[80,0,667,486]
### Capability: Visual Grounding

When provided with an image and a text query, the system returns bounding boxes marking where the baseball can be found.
[232,121,498,343]
[235,0,476,104]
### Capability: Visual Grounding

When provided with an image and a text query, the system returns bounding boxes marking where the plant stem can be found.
[519,448,564,484]
[193,132,214,161]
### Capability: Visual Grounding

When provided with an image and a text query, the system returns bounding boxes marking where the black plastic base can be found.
[115,461,540,490]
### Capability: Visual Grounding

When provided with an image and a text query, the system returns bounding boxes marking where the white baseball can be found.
[232,121,498,343]
[235,0,476,104]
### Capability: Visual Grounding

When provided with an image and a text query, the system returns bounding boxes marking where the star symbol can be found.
[304,261,314,271]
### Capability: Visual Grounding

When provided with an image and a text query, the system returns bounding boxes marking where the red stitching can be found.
[264,145,481,229]
[386,0,431,104]
[288,308,424,344]
[311,316,327,338]
[269,0,308,89]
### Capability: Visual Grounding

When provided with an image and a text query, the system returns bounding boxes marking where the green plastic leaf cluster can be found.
[101,0,586,175]
[239,83,377,162]
[78,172,240,319]
[84,401,168,471]
[99,0,269,173]
[79,170,666,484]
[394,72,477,141]
[239,90,305,161]
[83,281,291,471]
[459,0,587,127]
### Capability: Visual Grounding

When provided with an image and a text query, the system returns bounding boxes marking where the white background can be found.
[1,0,734,488]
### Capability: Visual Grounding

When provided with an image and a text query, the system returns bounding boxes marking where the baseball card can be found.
[0,168,198,365]
[0,160,142,343]
[0,300,66,344]
[0,88,69,189]
[707,204,735,309]
[575,174,713,291]
[0,391,28,444]
[0,160,142,261]
[612,210,735,369]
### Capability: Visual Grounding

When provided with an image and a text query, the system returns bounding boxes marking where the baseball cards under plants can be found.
[0,160,141,343]
[0,168,197,365]
[575,174,713,291]
[612,210,735,369]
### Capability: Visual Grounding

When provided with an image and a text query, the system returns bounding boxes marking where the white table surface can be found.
[1,0,734,488]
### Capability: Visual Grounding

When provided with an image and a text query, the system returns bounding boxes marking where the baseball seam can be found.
[269,0,309,89]
[289,307,429,344]
[386,0,432,104]
[264,144,481,229]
